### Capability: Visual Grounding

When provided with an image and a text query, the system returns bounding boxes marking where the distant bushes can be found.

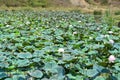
[93,10,102,15]
[93,10,102,22]
[85,0,109,5]
[114,10,120,15]
[0,0,49,7]
[28,0,48,7]
[0,0,27,7]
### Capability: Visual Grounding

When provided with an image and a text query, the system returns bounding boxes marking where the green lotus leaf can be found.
[16,59,30,67]
[32,58,40,62]
[95,36,103,41]
[113,43,120,49]
[86,69,99,77]
[67,74,76,79]
[114,63,120,71]
[0,62,9,68]
[94,76,106,80]
[54,29,64,36]
[29,70,43,78]
[50,74,64,80]
[43,61,58,73]
[15,43,23,48]
[33,50,45,57]
[93,64,104,72]
[5,78,13,80]
[13,75,25,80]
[87,50,98,55]
[5,75,26,80]
[41,78,49,80]
[109,49,119,54]
[62,54,75,61]
[115,73,120,79]
[17,53,32,59]
[0,56,6,61]
[0,72,8,79]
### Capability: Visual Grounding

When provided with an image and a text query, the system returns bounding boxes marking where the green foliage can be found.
[85,0,109,5]
[28,0,48,7]
[114,10,120,15]
[94,10,102,22]
[0,11,120,79]
[100,0,109,5]
[94,10,102,15]
[102,10,115,27]
[0,0,49,7]
[85,0,95,4]
[0,0,28,7]
[29,70,43,78]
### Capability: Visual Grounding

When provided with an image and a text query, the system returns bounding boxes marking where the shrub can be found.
[114,10,120,15]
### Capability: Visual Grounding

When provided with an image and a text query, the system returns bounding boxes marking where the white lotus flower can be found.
[26,21,30,25]
[108,31,113,34]
[109,39,114,44]
[78,21,81,23]
[96,27,100,30]
[36,28,38,30]
[73,31,77,35]
[6,25,10,27]
[108,55,116,63]
[104,35,109,38]
[89,37,93,39]
[58,48,64,53]
[56,26,59,28]
[69,25,72,26]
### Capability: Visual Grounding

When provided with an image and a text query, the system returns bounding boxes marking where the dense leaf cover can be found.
[0,11,120,80]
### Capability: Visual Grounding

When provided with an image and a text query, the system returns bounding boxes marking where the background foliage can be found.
[0,0,120,7]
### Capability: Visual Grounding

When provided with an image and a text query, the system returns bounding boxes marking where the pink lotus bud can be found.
[108,55,116,63]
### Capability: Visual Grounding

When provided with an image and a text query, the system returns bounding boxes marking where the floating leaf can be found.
[44,61,58,73]
[0,72,8,79]
[32,58,40,62]
[0,62,9,68]
[29,70,43,78]
[17,53,32,59]
[0,56,6,61]
[94,76,106,80]
[86,69,99,77]
[16,59,30,67]
[62,54,75,61]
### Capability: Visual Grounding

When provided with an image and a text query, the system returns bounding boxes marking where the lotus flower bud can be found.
[108,55,116,63]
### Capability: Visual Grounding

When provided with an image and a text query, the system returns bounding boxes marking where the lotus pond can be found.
[0,11,120,80]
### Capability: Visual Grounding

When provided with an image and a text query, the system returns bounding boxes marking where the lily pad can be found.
[29,70,43,78]
[17,53,32,59]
